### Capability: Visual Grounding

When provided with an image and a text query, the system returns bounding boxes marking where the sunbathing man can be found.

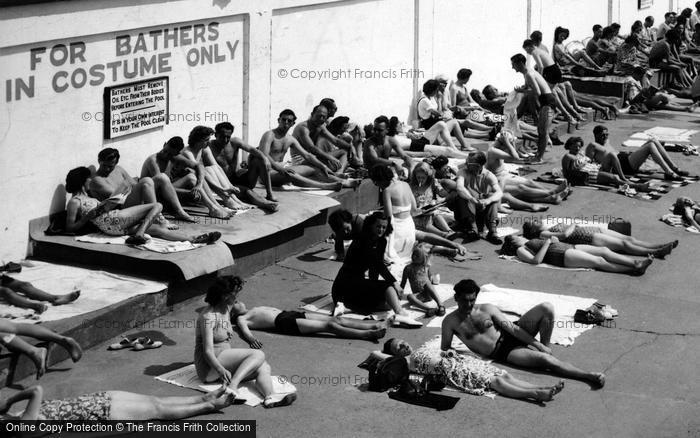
[182,126,253,211]
[511,53,555,163]
[586,125,688,181]
[441,279,605,388]
[449,69,484,116]
[259,109,358,190]
[233,302,387,348]
[140,136,236,219]
[363,115,413,177]
[207,122,279,212]
[318,99,362,167]
[0,319,82,379]
[1,274,80,314]
[292,105,349,175]
[90,148,191,226]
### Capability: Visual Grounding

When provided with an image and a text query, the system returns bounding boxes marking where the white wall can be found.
[0,0,667,262]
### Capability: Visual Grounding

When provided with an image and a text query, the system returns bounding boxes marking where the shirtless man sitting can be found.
[292,105,349,175]
[208,122,278,212]
[441,279,605,387]
[585,125,688,181]
[140,136,235,219]
[259,109,359,190]
[362,115,413,177]
[232,301,387,348]
[89,147,192,225]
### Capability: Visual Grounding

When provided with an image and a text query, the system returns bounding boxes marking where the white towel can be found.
[75,233,205,253]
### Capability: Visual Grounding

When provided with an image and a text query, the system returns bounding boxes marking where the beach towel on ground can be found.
[0,260,166,324]
[499,254,593,271]
[660,213,700,233]
[155,364,296,407]
[427,283,597,346]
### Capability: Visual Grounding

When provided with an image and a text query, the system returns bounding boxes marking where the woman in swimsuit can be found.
[673,196,700,232]
[65,167,221,246]
[194,276,296,408]
[523,219,677,258]
[501,235,653,275]
[0,384,236,421]
[369,338,563,401]
[370,165,466,264]
[408,162,453,237]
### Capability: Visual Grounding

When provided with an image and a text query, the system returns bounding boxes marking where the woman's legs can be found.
[591,233,670,256]
[3,321,82,362]
[505,348,605,387]
[0,286,48,313]
[3,336,48,378]
[112,203,162,238]
[212,348,270,395]
[564,248,649,273]
[445,119,471,149]
[603,229,673,249]
[489,375,555,401]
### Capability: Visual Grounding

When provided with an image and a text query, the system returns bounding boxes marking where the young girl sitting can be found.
[400,245,445,317]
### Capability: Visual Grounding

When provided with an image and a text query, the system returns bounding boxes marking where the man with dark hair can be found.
[657,11,677,41]
[641,16,656,44]
[530,30,549,53]
[258,109,358,191]
[649,29,693,87]
[449,68,484,117]
[692,2,700,29]
[140,136,236,219]
[319,98,337,119]
[208,121,279,212]
[511,53,554,162]
[451,151,502,244]
[441,279,605,388]
[586,25,604,61]
[90,147,190,226]
[292,105,351,175]
[328,209,364,261]
[362,115,412,175]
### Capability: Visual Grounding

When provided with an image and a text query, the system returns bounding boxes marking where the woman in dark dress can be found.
[331,212,422,327]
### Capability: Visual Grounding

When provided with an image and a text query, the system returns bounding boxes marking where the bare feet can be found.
[204,385,228,402]
[263,393,297,408]
[62,336,83,362]
[367,328,387,342]
[260,201,279,213]
[34,303,48,314]
[632,256,653,275]
[553,379,565,395]
[534,387,555,402]
[266,193,279,203]
[341,178,362,189]
[175,212,198,223]
[209,208,233,220]
[530,204,549,212]
[30,347,48,379]
[589,372,606,388]
[52,289,81,305]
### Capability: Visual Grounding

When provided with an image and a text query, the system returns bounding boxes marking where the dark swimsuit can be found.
[542,64,563,84]
[490,329,526,361]
[617,151,635,175]
[524,238,574,267]
[538,93,557,108]
[274,310,306,335]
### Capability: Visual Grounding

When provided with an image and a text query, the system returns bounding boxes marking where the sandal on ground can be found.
[125,235,149,245]
[449,253,467,262]
[108,337,139,350]
[0,262,22,273]
[263,393,297,408]
[132,337,163,351]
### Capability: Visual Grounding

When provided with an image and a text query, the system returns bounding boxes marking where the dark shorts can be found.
[0,274,14,286]
[538,93,557,109]
[617,152,635,175]
[229,171,256,189]
[542,64,563,84]
[490,328,527,361]
[420,116,440,130]
[274,310,306,335]
[409,137,429,152]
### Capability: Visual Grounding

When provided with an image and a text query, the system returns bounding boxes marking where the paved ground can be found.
[3,113,700,438]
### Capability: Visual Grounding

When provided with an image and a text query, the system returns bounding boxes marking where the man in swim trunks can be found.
[90,147,191,226]
[362,115,413,177]
[258,109,359,190]
[292,105,349,175]
[441,279,606,387]
[232,302,387,348]
[511,53,556,162]
[208,122,278,206]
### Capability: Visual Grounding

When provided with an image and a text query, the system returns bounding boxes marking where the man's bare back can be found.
[524,68,552,96]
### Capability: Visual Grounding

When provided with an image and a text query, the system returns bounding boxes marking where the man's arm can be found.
[289,137,332,176]
[175,153,206,188]
[215,143,236,172]
[523,71,542,96]
[88,177,116,200]
[295,125,340,168]
[485,304,550,353]
[319,125,353,152]
[482,174,503,205]
[455,174,476,202]
[440,316,455,350]
[363,142,394,167]
[140,155,160,178]
[235,313,263,349]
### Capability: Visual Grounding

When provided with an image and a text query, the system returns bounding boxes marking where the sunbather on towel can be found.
[0,319,82,379]
[674,196,700,232]
[523,218,677,258]
[501,235,653,275]
[441,280,606,388]
[66,167,221,247]
[0,275,79,314]
[585,125,688,181]
[0,384,236,421]
[368,338,563,401]
[232,302,387,348]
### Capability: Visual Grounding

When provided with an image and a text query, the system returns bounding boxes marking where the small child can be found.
[400,244,445,317]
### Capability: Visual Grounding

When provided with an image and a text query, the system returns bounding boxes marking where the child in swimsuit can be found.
[400,245,445,317]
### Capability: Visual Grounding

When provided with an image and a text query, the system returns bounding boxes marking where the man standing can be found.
[511,53,555,162]
[441,279,605,388]
[452,151,502,244]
